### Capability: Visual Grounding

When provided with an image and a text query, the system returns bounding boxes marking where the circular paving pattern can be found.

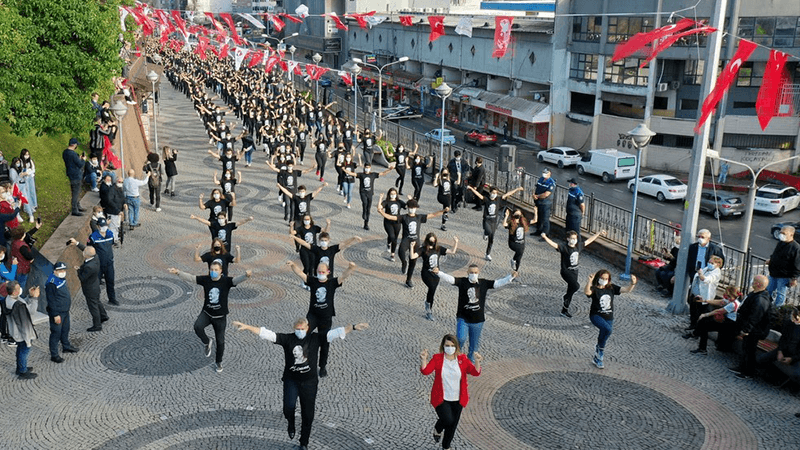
[227,279,286,310]
[95,409,373,450]
[491,371,705,450]
[488,292,589,329]
[342,239,472,277]
[111,276,195,313]
[100,330,211,376]
[245,196,344,221]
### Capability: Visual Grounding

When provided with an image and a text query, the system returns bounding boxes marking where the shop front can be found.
[454,87,551,147]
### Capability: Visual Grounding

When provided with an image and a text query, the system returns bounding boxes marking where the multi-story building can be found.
[552,0,800,172]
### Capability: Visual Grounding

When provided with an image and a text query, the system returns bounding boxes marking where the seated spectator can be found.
[0,183,21,236]
[84,155,102,192]
[655,236,680,297]
[9,223,39,290]
[686,285,742,354]
[756,307,800,383]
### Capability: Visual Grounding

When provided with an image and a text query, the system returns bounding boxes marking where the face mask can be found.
[218,219,226,225]
[456,157,461,162]
[225,152,232,158]
[317,273,328,282]
[104,181,111,186]
[490,193,497,200]
[365,168,371,173]
[91,160,98,166]
[389,194,397,200]
[346,157,352,162]
[779,234,789,242]
[542,172,548,178]
[294,329,307,339]
[398,146,404,152]
[428,239,436,246]
[213,245,221,251]
[287,166,294,172]
[210,270,220,278]
[568,238,578,246]
[225,174,231,179]
[100,226,108,233]
[303,220,311,226]
[442,173,449,178]
[116,182,123,188]
[468,273,479,283]
[697,238,708,246]
[408,208,417,215]
[597,279,608,287]
[319,241,329,249]
[706,263,717,272]
[56,272,66,279]
[213,194,221,200]
[444,346,456,355]
[415,158,421,163]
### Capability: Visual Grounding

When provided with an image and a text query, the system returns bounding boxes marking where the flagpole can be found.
[668,0,729,315]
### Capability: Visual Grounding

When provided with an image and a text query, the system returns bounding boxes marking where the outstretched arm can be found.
[379,165,395,177]
[313,183,328,196]
[426,208,448,219]
[339,262,357,283]
[620,275,637,294]
[584,230,607,247]
[339,236,363,251]
[276,184,294,198]
[235,245,242,263]
[194,244,203,262]
[212,171,221,185]
[189,214,211,226]
[286,261,308,283]
[291,234,312,250]
[432,267,455,285]
[167,267,195,283]
[502,186,523,200]
[584,274,595,296]
[238,216,256,227]
[198,193,206,210]
[540,233,559,250]
[467,185,484,201]
[448,236,459,255]
[323,218,331,233]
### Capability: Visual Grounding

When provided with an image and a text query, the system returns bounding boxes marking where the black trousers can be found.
[315,152,327,179]
[694,317,738,351]
[306,313,332,368]
[536,202,552,235]
[395,167,406,193]
[438,194,452,225]
[193,312,226,364]
[687,294,712,328]
[70,179,81,213]
[360,191,373,223]
[283,378,319,447]
[100,259,117,304]
[384,220,401,254]
[399,238,418,282]
[335,165,345,189]
[435,400,463,449]
[412,177,424,200]
[299,247,314,277]
[297,143,307,162]
[509,242,524,271]
[148,183,161,208]
[422,270,440,306]
[560,268,580,309]
[740,334,762,376]
[483,218,498,255]
[84,288,108,328]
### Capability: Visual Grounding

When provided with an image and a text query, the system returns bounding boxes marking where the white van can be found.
[576,149,638,183]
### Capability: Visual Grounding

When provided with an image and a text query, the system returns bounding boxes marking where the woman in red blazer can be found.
[420,334,482,450]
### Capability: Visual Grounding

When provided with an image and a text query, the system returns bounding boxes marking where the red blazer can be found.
[421,353,481,408]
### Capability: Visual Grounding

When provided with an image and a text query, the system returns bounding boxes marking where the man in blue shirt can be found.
[46,262,79,363]
[532,168,556,236]
[565,178,585,233]
[69,217,118,305]
[62,138,86,216]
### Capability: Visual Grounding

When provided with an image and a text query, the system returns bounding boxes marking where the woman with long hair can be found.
[412,232,459,321]
[420,335,481,450]
[502,208,529,272]
[584,269,636,369]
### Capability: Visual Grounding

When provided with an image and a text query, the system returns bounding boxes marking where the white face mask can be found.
[303,220,311,226]
[697,237,708,246]
[56,271,67,279]
[116,182,123,188]
[490,193,497,200]
[297,191,305,198]
[568,238,578,246]
[218,219,226,225]
[444,346,456,355]
[317,273,328,282]
[319,241,329,249]
[365,168,371,173]
[779,233,789,242]
[104,181,112,186]
[213,194,221,200]
[468,273,479,283]
[408,208,417,215]
[294,329,307,339]
[389,194,397,200]
[100,226,108,233]
[542,172,548,178]
[597,279,608,287]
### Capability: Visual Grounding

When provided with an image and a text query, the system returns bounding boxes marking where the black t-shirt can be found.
[307,277,341,317]
[362,135,375,150]
[508,222,526,245]
[292,193,314,218]
[438,178,453,197]
[209,222,238,249]
[558,242,583,272]
[295,224,321,247]
[588,284,621,320]
[220,177,237,195]
[454,278,496,323]
[195,275,236,317]
[311,243,341,275]
[284,169,302,191]
[343,162,356,183]
[395,150,409,169]
[275,332,324,381]
[418,245,447,273]
[412,161,425,179]
[200,252,235,275]
[205,197,230,220]
[400,214,427,241]
[482,197,503,221]
[382,198,406,218]
[357,173,379,194]
[220,153,237,172]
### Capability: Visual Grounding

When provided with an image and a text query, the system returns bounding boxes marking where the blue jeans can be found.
[342,182,354,205]
[16,340,30,373]
[15,272,28,291]
[126,196,141,226]
[590,314,614,358]
[85,171,98,189]
[767,277,791,307]
[244,147,254,164]
[456,318,484,362]
[48,313,73,358]
[536,202,552,235]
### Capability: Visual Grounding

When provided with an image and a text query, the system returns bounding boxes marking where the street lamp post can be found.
[312,53,322,101]
[110,100,129,174]
[264,32,298,84]
[434,82,453,171]
[146,70,159,153]
[620,123,656,281]
[288,45,296,89]
[350,63,362,138]
[351,56,409,120]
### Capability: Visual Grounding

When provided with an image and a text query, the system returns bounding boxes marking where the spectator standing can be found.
[99,174,126,245]
[0,151,10,185]
[74,246,107,332]
[717,161,729,184]
[89,119,113,160]
[70,218,118,305]
[531,168,555,237]
[679,229,725,331]
[10,225,37,290]
[62,138,86,216]
[446,151,470,211]
[162,146,178,197]
[123,169,149,229]
[729,275,772,380]
[46,262,79,363]
[420,335,481,450]
[766,226,800,307]
[19,149,38,219]
[143,153,163,212]
[5,281,40,379]
[565,178,585,233]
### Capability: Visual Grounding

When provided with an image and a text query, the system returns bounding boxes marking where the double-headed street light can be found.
[351,56,409,120]
[621,123,656,281]
[110,100,129,174]
[434,82,453,171]
[350,62,362,137]
[146,70,159,152]
[312,53,322,100]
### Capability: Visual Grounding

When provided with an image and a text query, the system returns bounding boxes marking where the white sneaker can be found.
[91,188,100,192]
[155,207,162,212]
[485,254,492,261]
[204,338,213,358]
[215,362,223,373]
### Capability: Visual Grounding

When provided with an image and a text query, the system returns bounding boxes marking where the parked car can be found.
[770,221,800,239]
[576,149,637,183]
[754,184,800,216]
[537,146,581,168]
[627,174,687,202]
[424,128,456,145]
[699,191,746,219]
[464,129,498,147]
[318,77,332,87]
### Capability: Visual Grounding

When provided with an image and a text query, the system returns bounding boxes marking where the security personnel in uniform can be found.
[565,178,585,233]
[46,262,79,363]
[70,217,118,305]
[532,167,556,236]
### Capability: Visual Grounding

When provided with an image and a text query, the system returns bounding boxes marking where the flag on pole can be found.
[119,6,129,32]
[492,16,514,58]
[280,13,303,24]
[328,13,348,30]
[612,18,697,62]
[428,16,445,42]
[234,47,249,70]
[756,49,790,130]
[338,71,353,85]
[219,13,243,45]
[171,10,188,37]
[248,51,264,68]
[239,13,265,29]
[306,65,329,80]
[639,25,717,68]
[696,39,758,133]
[265,14,285,32]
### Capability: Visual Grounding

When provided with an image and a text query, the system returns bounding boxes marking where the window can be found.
[736,61,764,87]
[722,133,796,150]
[733,101,756,109]
[572,16,602,42]
[570,92,595,115]
[672,18,710,46]
[739,17,800,47]
[604,57,649,86]
[680,99,698,110]
[684,60,704,85]
[754,17,776,46]
[653,97,668,109]
[570,53,599,82]
[607,17,653,43]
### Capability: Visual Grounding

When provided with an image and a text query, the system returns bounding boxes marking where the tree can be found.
[0,0,132,136]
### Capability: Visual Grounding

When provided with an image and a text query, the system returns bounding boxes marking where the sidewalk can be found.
[0,79,797,450]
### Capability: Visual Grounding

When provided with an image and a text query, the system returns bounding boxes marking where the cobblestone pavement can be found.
[2,82,799,450]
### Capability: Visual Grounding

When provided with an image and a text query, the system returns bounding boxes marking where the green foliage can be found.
[377,139,395,162]
[0,0,131,137]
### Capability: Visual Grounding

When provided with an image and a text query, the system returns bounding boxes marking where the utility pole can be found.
[668,0,729,314]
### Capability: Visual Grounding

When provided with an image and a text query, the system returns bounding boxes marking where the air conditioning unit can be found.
[670,80,681,90]
[657,82,668,92]
[514,80,523,89]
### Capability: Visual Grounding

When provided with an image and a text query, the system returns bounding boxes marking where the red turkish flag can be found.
[339,71,352,85]
[306,65,329,81]
[219,13,243,45]
[428,16,445,42]
[696,39,758,134]
[756,50,790,130]
[348,11,375,29]
[265,14,285,32]
[154,10,175,34]
[639,25,716,68]
[612,18,697,62]
[195,36,209,60]
[329,14,348,31]
[400,16,414,27]
[171,10,188,37]
[218,44,230,59]
[265,54,281,73]
[280,13,303,24]
[248,51,264,68]
[204,12,228,42]
[492,16,514,58]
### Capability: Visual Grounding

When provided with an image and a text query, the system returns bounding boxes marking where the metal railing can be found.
[317,88,798,306]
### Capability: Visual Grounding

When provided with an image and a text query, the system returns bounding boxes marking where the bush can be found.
[377,139,395,162]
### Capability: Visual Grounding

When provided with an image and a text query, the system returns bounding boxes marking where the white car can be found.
[537,147,581,168]
[754,184,800,216]
[627,174,687,202]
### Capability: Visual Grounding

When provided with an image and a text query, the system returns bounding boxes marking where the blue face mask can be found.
[210,270,220,279]
[295,329,307,339]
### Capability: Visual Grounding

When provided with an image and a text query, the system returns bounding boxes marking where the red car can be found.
[464,129,498,147]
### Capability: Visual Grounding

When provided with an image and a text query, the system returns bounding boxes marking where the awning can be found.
[454,86,550,123]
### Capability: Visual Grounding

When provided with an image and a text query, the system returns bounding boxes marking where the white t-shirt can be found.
[441,357,461,402]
